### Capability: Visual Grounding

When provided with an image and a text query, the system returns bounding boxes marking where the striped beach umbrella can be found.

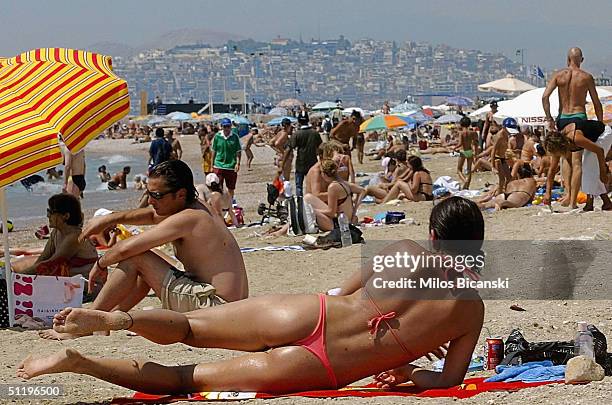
[0,48,129,326]
[0,48,129,188]
[359,114,416,132]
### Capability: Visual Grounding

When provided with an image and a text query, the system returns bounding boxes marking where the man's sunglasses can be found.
[146,189,176,200]
[46,208,59,216]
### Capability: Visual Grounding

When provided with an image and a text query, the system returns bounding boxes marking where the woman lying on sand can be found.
[18,197,484,395]
[477,165,537,210]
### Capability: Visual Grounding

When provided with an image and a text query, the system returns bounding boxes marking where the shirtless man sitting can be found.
[478,165,537,210]
[39,160,248,340]
[19,197,484,395]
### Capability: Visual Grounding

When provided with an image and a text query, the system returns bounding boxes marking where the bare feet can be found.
[559,196,570,207]
[38,307,128,340]
[17,348,83,380]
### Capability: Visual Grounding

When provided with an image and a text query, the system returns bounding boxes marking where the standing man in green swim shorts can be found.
[455,116,479,189]
[542,47,605,209]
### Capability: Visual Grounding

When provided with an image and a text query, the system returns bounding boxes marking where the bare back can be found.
[325,240,483,385]
[555,67,592,115]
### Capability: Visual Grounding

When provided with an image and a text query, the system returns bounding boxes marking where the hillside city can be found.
[113,36,538,114]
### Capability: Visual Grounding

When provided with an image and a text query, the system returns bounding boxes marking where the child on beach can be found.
[455,116,478,189]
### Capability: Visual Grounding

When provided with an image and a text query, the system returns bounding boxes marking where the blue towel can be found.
[485,360,565,383]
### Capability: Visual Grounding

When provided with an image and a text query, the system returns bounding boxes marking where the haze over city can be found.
[1,0,611,73]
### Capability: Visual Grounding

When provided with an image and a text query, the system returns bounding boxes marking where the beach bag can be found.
[316,223,365,247]
[0,278,8,328]
[286,196,318,236]
[501,327,608,372]
[9,274,84,327]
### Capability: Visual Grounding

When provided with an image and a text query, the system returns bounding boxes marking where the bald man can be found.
[542,47,606,209]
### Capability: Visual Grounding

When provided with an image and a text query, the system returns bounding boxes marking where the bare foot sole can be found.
[52,307,129,336]
[17,348,83,380]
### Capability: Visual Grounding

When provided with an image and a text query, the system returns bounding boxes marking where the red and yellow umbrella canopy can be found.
[0,48,129,188]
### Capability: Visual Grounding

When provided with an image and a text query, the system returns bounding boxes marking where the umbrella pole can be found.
[0,188,14,327]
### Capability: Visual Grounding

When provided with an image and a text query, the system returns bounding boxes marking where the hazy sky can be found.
[1,0,611,72]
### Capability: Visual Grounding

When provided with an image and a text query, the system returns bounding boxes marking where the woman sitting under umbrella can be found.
[12,194,98,277]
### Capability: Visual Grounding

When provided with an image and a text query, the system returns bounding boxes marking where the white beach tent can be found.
[469,100,514,121]
[478,74,536,94]
[312,101,338,111]
[343,107,367,116]
[493,87,612,126]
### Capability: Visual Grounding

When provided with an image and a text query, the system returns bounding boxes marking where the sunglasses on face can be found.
[146,188,176,200]
[46,208,59,217]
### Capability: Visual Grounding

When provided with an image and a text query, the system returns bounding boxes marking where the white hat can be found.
[205,173,220,187]
[94,208,113,217]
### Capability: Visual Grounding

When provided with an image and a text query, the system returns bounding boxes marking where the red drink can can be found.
[485,337,504,370]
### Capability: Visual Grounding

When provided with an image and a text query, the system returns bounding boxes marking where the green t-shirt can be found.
[212,131,242,170]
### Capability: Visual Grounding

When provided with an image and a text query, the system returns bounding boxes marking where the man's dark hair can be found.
[123,166,131,173]
[148,160,197,203]
[155,128,164,138]
[518,163,534,178]
[459,116,472,128]
[48,193,83,226]
[98,165,106,172]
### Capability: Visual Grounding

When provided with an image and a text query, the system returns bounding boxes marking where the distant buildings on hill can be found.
[113,36,539,114]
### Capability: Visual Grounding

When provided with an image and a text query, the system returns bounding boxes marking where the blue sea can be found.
[4,153,149,227]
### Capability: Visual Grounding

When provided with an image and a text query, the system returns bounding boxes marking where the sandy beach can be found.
[1,135,611,404]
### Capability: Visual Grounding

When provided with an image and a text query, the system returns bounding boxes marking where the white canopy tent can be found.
[493,87,612,126]
[312,101,338,111]
[478,74,536,94]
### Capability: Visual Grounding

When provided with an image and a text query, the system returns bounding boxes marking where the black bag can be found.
[0,279,9,328]
[502,327,609,374]
[318,223,364,246]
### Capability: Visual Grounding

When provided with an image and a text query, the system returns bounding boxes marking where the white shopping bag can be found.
[11,273,84,326]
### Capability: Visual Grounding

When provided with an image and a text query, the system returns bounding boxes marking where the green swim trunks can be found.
[460,149,474,158]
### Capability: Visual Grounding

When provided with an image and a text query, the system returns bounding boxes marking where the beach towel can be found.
[581,125,612,196]
[111,378,560,404]
[240,245,305,253]
[485,360,565,383]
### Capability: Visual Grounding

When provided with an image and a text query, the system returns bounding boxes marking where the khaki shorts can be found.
[161,267,227,312]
